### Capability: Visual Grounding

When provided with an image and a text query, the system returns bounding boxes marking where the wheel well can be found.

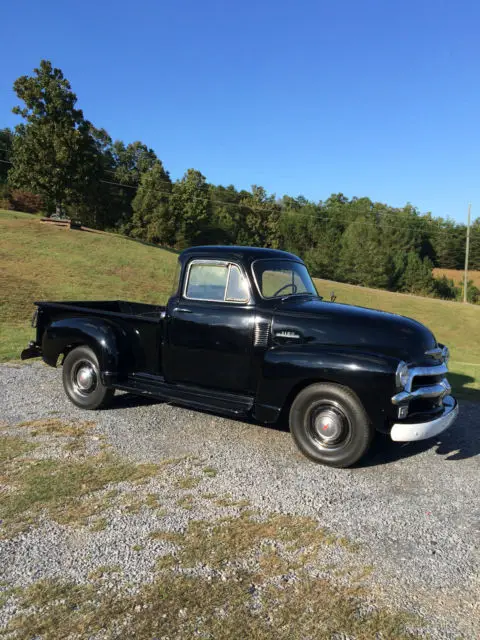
[59,343,83,365]
[278,377,337,425]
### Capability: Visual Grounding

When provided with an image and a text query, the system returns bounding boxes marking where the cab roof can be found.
[179,245,303,265]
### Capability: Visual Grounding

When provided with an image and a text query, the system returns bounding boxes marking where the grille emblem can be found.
[424,348,443,361]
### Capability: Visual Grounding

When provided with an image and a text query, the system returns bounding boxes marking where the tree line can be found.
[1,60,479,302]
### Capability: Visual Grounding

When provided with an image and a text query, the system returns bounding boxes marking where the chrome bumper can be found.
[390,396,458,442]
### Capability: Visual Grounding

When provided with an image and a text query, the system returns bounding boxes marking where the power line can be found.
[1,155,478,240]
[100,178,140,189]
[98,171,472,233]
[95,178,480,238]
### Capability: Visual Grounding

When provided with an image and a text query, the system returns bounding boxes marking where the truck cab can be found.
[22,245,458,468]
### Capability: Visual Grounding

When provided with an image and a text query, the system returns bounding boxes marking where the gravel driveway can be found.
[1,362,479,638]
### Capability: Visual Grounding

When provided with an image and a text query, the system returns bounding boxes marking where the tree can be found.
[0,128,14,185]
[9,60,101,214]
[209,184,246,244]
[170,169,212,248]
[337,218,393,288]
[102,140,159,231]
[400,253,436,295]
[131,161,173,244]
[469,219,480,271]
[430,218,465,269]
[236,185,282,248]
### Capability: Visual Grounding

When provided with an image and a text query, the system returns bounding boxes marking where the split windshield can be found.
[253,260,318,299]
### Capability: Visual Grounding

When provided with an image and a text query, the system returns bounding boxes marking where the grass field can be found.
[1,209,479,399]
[433,267,480,289]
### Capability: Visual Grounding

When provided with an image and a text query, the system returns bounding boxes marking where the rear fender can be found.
[41,317,121,385]
[254,347,398,429]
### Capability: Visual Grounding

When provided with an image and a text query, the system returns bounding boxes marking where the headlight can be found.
[396,361,410,388]
[442,346,450,365]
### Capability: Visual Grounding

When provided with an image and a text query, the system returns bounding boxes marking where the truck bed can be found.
[35,300,166,321]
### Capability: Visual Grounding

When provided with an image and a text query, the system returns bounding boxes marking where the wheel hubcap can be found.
[314,409,344,443]
[77,366,94,390]
[72,362,97,395]
[308,403,350,449]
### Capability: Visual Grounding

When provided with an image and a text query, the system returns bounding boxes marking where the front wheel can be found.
[289,383,373,468]
[62,346,114,410]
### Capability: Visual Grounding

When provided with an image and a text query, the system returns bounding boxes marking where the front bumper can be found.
[390,396,458,442]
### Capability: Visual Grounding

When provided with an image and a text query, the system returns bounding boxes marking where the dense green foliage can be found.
[2,60,479,300]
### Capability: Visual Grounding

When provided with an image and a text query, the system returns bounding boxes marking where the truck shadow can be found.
[106,393,480,467]
[448,372,480,403]
[360,414,480,467]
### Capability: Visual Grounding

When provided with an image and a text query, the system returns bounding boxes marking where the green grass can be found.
[0,209,179,361]
[1,209,479,398]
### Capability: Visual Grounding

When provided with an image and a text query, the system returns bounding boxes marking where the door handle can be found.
[174,307,192,313]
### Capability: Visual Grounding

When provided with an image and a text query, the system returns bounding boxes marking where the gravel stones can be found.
[0,362,479,638]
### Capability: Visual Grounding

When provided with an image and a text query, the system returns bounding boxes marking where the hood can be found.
[273,297,438,364]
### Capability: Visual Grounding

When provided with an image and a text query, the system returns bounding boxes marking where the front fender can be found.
[41,317,121,385]
[255,346,398,429]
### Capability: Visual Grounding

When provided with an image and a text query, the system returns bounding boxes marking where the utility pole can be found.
[463,203,471,303]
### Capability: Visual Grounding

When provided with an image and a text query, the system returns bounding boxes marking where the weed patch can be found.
[175,475,201,490]
[0,449,159,537]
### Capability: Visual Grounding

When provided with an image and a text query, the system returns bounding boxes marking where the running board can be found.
[115,372,254,417]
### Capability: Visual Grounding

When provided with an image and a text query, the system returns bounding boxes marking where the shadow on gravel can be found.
[104,392,480,466]
[359,411,480,467]
[102,393,161,410]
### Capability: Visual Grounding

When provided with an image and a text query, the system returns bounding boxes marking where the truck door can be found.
[164,259,255,393]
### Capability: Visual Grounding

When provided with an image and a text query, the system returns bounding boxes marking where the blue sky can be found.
[1,0,478,222]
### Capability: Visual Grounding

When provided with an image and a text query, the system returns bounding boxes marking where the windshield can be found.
[253,260,318,299]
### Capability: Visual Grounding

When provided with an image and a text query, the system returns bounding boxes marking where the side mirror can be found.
[330,291,337,302]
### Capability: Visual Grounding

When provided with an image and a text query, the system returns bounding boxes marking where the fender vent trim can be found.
[254,319,270,348]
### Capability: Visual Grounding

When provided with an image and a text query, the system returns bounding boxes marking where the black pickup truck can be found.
[22,245,458,467]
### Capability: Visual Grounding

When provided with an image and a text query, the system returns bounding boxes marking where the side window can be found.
[185,261,249,303]
[225,264,249,302]
[185,263,228,300]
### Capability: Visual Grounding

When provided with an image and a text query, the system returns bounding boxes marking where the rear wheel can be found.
[289,383,373,468]
[62,346,114,410]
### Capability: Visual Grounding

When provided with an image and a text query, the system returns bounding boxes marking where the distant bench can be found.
[40,217,82,230]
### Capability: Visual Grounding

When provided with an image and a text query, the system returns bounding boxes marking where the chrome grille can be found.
[405,364,448,393]
[392,363,451,407]
[411,373,444,391]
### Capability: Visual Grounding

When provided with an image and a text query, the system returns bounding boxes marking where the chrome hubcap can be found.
[308,402,350,449]
[72,362,97,395]
[314,409,344,443]
[77,366,94,390]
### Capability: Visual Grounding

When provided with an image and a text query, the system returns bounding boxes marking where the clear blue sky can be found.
[1,0,478,223]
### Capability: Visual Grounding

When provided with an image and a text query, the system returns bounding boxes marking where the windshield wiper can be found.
[279,292,318,302]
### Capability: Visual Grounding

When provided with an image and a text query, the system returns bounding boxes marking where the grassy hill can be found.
[1,209,479,399]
